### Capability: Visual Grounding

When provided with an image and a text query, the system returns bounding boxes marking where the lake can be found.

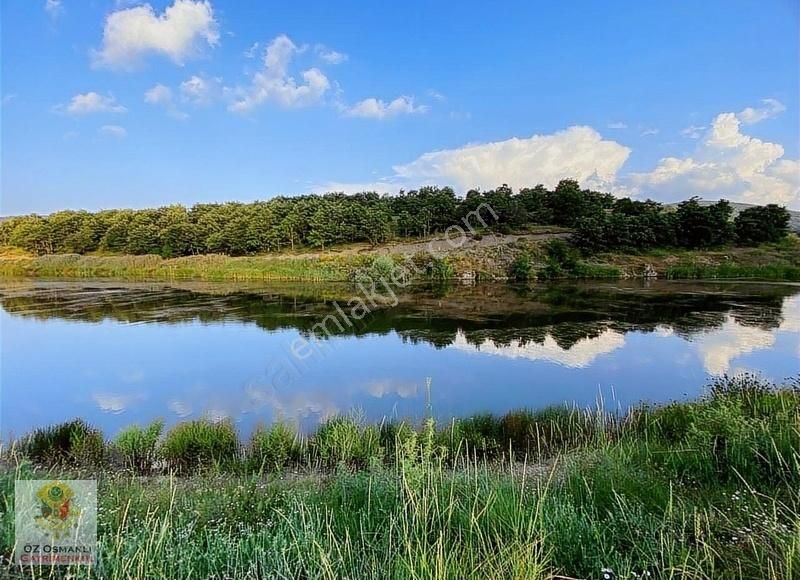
[1,279,798,438]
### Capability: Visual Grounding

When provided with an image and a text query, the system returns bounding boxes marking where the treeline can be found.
[573,197,791,253]
[0,179,791,257]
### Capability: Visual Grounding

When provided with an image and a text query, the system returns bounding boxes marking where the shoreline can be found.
[1,235,799,282]
[2,375,799,579]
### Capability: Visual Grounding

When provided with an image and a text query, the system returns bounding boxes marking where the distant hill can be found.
[666,200,800,233]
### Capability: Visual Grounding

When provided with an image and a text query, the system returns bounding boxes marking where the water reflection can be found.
[1,280,797,436]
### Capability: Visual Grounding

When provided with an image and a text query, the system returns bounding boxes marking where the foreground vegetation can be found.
[2,375,799,578]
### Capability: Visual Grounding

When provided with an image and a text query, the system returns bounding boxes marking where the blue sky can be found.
[1,0,798,214]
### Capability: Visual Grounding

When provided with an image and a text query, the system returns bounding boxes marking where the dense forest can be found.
[0,179,791,258]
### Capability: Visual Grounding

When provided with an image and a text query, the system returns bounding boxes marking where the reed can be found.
[666,262,800,281]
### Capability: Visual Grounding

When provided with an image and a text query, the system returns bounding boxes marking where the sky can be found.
[1,0,798,215]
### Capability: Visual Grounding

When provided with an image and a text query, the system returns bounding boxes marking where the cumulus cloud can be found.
[393,126,630,192]
[56,92,127,114]
[342,96,427,120]
[99,124,127,138]
[640,128,659,136]
[630,101,799,207]
[317,126,630,194]
[315,99,795,208]
[228,34,330,112]
[92,0,219,70]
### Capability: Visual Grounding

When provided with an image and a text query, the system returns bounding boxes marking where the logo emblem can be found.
[33,481,80,540]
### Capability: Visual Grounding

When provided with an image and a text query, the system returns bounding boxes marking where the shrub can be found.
[112,420,163,473]
[509,252,532,281]
[312,417,384,467]
[250,422,302,471]
[541,239,580,278]
[160,419,240,473]
[426,257,455,281]
[21,419,105,466]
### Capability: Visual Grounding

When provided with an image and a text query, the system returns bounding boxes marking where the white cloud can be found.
[316,99,796,208]
[56,92,127,114]
[342,96,428,120]
[180,74,219,105]
[630,103,799,207]
[393,126,630,192]
[228,34,330,112]
[144,83,189,119]
[100,124,127,138]
[144,83,172,105]
[607,121,627,129]
[428,89,446,102]
[315,45,347,64]
[640,128,659,136]
[737,98,785,125]
[93,0,219,70]
[44,0,62,19]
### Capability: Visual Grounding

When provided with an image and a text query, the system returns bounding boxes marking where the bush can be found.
[426,257,455,281]
[161,420,240,473]
[509,252,532,281]
[249,422,302,471]
[21,419,105,466]
[541,239,580,278]
[112,420,163,473]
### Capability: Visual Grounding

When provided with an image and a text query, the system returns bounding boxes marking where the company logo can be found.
[33,481,80,540]
[15,479,97,566]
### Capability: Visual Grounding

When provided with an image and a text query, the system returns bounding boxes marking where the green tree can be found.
[734,204,790,246]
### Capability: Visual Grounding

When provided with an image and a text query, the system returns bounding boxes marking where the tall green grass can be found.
[0,253,369,282]
[667,262,800,281]
[111,420,163,473]
[3,375,799,578]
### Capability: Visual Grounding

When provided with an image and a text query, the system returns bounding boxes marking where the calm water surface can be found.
[1,279,798,437]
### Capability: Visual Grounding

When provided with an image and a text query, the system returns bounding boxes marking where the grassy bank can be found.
[0,252,368,282]
[2,235,799,282]
[601,236,800,281]
[2,375,799,578]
